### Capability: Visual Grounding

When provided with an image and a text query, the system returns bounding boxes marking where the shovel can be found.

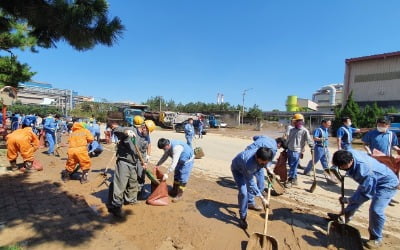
[322,144,339,185]
[309,149,317,193]
[327,175,363,249]
[247,178,279,250]
[132,142,160,185]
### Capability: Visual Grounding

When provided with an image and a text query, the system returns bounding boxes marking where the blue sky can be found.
[15,0,400,110]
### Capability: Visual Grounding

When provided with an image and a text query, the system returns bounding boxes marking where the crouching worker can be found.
[6,118,39,172]
[61,121,94,184]
[107,122,145,218]
[156,138,195,202]
[88,139,103,157]
[231,147,273,229]
[331,150,399,249]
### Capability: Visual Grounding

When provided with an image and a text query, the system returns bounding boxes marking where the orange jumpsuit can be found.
[65,123,94,172]
[6,127,39,162]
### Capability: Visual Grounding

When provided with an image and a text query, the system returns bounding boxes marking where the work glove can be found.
[339,196,349,205]
[146,155,150,162]
[125,130,135,138]
[162,173,168,181]
[260,196,269,209]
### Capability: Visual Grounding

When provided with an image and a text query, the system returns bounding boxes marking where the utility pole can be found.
[241,88,253,126]
[159,96,163,112]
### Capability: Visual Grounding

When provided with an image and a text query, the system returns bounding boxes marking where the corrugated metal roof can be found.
[346,51,400,63]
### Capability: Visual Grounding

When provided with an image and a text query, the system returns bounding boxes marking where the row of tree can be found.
[332,92,397,132]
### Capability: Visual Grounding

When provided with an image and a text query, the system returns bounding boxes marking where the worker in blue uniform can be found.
[43,114,59,155]
[88,140,103,157]
[244,135,277,205]
[362,118,400,157]
[184,118,195,147]
[231,146,273,229]
[157,138,195,202]
[336,117,361,150]
[332,150,399,249]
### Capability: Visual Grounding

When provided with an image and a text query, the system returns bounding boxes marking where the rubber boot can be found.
[172,183,186,203]
[9,160,17,171]
[80,170,89,184]
[169,181,180,197]
[24,161,34,173]
[61,170,72,182]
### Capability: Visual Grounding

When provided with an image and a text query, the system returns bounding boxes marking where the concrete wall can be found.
[344,54,400,108]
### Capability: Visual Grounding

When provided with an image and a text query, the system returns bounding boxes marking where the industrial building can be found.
[17,81,94,115]
[343,51,400,109]
[312,84,343,112]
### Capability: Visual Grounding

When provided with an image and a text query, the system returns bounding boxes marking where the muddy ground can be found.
[0,127,399,250]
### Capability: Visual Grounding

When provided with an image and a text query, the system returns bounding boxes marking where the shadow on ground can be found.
[269,207,327,248]
[215,176,237,190]
[0,173,110,248]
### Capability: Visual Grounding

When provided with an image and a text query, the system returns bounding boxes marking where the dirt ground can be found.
[0,127,400,250]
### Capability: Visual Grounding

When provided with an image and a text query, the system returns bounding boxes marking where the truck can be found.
[107,104,149,126]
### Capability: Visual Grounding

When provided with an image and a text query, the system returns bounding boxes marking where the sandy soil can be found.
[0,127,399,250]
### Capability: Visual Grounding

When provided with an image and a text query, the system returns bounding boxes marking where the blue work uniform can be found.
[43,116,57,154]
[362,130,398,156]
[337,125,358,150]
[184,123,195,147]
[171,140,195,183]
[344,150,398,241]
[93,123,101,141]
[88,140,103,157]
[198,120,204,138]
[245,136,278,204]
[304,126,330,173]
[231,148,269,220]
[11,114,20,131]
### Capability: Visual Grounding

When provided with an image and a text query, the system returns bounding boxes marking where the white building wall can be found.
[344,55,400,105]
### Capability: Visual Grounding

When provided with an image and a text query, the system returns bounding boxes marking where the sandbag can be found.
[372,149,400,189]
[274,150,288,182]
[194,147,205,159]
[146,168,169,206]
[33,159,43,171]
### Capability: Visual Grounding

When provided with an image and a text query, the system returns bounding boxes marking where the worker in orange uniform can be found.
[61,121,94,184]
[6,117,40,172]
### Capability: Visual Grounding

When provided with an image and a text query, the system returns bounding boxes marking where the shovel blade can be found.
[247,233,278,250]
[309,181,317,193]
[327,221,363,250]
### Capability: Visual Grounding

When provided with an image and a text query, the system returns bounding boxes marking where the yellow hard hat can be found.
[144,120,156,133]
[292,113,304,121]
[134,115,144,126]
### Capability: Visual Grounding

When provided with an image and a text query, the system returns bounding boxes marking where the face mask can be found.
[346,122,352,127]
[295,121,303,129]
[377,127,387,133]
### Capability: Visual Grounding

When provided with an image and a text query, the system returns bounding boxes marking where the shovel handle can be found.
[341,174,345,215]
[133,141,160,185]
[264,175,273,235]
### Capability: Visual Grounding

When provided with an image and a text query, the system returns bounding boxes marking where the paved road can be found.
[148,129,400,237]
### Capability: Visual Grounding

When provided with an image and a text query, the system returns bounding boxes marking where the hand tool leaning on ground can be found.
[327,174,363,250]
[309,149,317,193]
[97,153,116,187]
[322,143,339,185]
[247,175,279,250]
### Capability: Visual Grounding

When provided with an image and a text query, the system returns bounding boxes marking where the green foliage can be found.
[0,244,23,250]
[142,96,239,113]
[0,56,35,87]
[333,92,398,135]
[70,101,117,122]
[0,1,124,88]
[0,0,124,51]
[246,104,263,120]
[5,103,61,117]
